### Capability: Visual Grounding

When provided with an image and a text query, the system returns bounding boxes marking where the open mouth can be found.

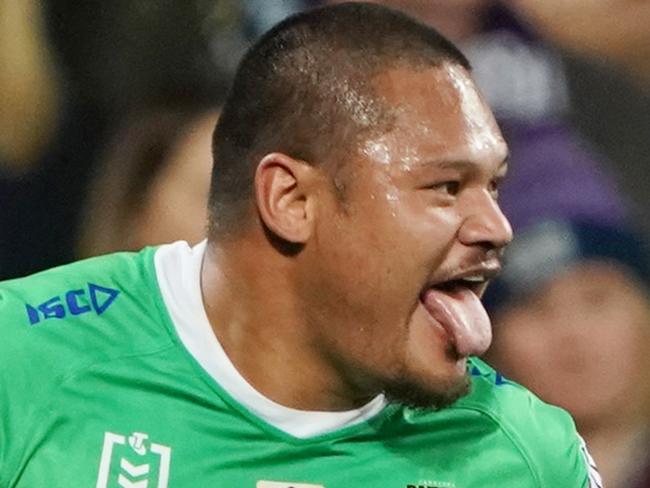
[419,273,494,358]
[426,275,487,295]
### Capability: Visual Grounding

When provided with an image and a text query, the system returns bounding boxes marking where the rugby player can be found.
[0,3,600,486]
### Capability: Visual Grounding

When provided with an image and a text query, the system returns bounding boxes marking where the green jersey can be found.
[0,241,600,487]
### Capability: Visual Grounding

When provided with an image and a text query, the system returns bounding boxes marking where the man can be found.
[0,3,598,487]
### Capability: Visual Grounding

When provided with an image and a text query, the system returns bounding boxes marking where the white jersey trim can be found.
[578,435,603,488]
[154,240,387,439]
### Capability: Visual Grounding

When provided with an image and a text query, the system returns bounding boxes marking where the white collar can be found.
[154,240,386,438]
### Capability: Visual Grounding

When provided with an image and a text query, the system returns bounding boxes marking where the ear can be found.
[254,152,318,244]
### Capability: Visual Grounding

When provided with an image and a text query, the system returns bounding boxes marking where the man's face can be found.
[302,63,511,409]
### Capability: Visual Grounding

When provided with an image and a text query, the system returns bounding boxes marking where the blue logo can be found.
[26,283,120,325]
[470,365,514,386]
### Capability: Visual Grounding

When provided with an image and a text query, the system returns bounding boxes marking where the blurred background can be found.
[1,1,649,486]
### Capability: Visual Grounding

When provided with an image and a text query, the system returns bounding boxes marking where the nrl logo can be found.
[96,431,172,488]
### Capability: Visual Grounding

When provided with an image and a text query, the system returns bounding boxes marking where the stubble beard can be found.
[381,360,472,410]
[378,309,473,410]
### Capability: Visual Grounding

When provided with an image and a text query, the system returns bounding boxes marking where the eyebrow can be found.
[423,154,509,172]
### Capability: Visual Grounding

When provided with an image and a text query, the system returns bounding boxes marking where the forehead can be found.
[366,63,506,168]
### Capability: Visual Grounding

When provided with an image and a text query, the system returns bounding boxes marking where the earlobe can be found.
[254,153,316,244]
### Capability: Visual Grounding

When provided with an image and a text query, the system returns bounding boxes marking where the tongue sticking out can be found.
[421,286,492,357]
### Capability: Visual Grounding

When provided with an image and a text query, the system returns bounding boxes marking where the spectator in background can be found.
[505,0,650,89]
[483,123,650,488]
[78,105,219,257]
[0,0,105,280]
[0,0,231,280]
[0,0,61,173]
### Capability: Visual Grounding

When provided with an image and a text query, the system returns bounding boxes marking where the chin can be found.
[382,368,471,410]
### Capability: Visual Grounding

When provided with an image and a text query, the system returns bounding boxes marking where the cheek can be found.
[310,214,407,330]
[320,205,407,286]
[312,188,463,336]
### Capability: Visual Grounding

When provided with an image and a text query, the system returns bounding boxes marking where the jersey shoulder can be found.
[0,247,174,394]
[455,357,595,487]
[0,248,184,481]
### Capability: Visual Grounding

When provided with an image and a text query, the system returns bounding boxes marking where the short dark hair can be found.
[208,1,470,236]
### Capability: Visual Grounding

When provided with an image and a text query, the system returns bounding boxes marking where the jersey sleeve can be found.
[0,247,166,485]
[522,403,599,487]
[0,276,54,485]
[577,434,604,488]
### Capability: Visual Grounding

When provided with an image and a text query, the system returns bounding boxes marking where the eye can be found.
[430,181,461,196]
[488,178,500,200]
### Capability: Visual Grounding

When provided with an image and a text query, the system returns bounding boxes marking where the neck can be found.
[200,237,374,411]
[581,421,650,488]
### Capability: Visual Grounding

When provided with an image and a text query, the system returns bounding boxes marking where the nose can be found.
[458,191,513,249]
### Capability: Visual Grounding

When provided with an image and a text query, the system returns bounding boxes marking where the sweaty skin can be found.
[202,62,511,411]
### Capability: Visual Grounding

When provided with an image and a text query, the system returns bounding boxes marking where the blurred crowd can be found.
[1,1,649,487]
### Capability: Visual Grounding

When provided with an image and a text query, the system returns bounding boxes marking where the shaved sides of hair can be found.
[208,2,470,237]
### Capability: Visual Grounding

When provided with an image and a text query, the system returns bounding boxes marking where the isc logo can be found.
[25,283,120,325]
